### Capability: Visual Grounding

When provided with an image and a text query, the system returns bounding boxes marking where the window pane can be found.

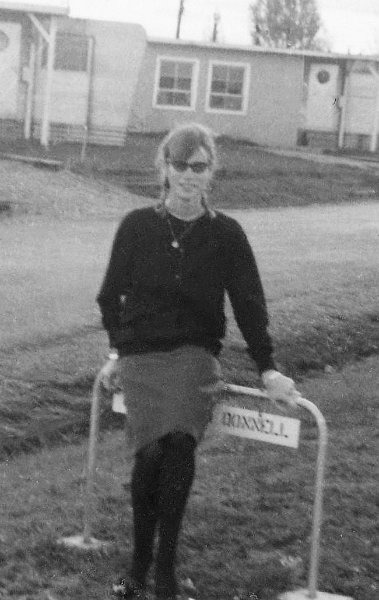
[225,96,242,111]
[210,95,225,109]
[177,77,191,90]
[212,65,227,80]
[177,62,192,78]
[173,92,190,106]
[160,61,175,77]
[229,67,244,82]
[160,75,175,89]
[211,79,226,93]
[157,91,174,105]
[227,81,243,95]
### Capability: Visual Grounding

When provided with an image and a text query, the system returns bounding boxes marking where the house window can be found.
[207,62,249,113]
[42,33,89,72]
[154,57,198,110]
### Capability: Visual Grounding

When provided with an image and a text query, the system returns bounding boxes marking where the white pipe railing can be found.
[60,375,328,600]
[224,383,328,600]
[82,370,103,544]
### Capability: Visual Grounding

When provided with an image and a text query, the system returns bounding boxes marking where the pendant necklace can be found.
[166,214,199,251]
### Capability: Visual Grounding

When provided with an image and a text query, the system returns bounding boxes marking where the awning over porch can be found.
[0,1,68,15]
[0,0,69,146]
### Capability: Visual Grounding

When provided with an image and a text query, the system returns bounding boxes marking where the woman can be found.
[97,123,299,600]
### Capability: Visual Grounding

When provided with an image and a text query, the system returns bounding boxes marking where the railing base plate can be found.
[57,534,111,551]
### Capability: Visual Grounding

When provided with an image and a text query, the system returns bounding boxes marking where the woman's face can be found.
[165,147,212,203]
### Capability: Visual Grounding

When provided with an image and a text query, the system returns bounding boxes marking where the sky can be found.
[67,0,379,55]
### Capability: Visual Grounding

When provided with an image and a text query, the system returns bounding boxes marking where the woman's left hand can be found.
[261,370,300,409]
[99,358,120,393]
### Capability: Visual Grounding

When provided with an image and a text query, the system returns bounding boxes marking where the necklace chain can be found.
[166,214,199,251]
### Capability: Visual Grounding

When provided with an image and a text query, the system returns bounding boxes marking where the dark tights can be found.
[130,432,196,598]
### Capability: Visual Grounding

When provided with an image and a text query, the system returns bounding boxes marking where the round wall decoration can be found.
[317,69,330,84]
[0,30,9,52]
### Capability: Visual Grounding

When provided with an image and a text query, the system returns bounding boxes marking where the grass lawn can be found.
[0,357,377,600]
[74,135,379,209]
[0,142,378,599]
[3,135,379,209]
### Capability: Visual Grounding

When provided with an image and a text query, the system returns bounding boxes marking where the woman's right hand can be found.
[99,358,120,392]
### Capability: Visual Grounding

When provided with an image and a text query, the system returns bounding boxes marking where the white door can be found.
[306,63,340,131]
[0,22,21,118]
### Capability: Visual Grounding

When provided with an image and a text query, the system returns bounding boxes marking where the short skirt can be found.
[118,345,222,452]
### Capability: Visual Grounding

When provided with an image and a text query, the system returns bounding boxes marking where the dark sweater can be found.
[97,205,276,375]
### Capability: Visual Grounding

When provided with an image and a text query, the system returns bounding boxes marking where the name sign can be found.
[214,404,300,448]
[112,392,127,415]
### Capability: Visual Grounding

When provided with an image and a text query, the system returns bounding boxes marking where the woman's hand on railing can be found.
[261,370,300,409]
[99,358,120,393]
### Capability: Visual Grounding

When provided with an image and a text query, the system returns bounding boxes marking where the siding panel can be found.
[129,42,303,148]
[345,72,377,135]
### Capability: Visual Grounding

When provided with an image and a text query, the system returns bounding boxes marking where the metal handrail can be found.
[82,370,103,544]
[64,376,328,600]
[224,383,328,600]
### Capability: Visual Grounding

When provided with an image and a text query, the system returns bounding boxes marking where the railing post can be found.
[57,370,110,550]
[296,397,327,598]
[223,384,351,600]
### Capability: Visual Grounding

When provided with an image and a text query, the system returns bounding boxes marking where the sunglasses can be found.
[168,160,209,174]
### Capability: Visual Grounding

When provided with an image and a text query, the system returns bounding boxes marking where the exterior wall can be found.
[84,20,146,143]
[0,13,146,144]
[33,18,146,144]
[129,42,304,148]
[2,13,378,152]
[345,70,377,135]
[298,130,379,153]
[297,130,338,150]
[300,59,379,152]
[0,12,33,133]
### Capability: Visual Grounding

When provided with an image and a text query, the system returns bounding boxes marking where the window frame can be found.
[42,32,92,73]
[205,60,250,115]
[153,55,200,111]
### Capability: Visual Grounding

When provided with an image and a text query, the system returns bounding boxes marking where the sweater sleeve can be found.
[96,215,134,347]
[225,220,276,375]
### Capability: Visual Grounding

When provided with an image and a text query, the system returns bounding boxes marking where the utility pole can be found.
[212,12,220,42]
[254,24,261,46]
[176,0,185,39]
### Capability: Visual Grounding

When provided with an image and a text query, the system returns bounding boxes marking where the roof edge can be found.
[0,1,69,15]
[147,36,379,62]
